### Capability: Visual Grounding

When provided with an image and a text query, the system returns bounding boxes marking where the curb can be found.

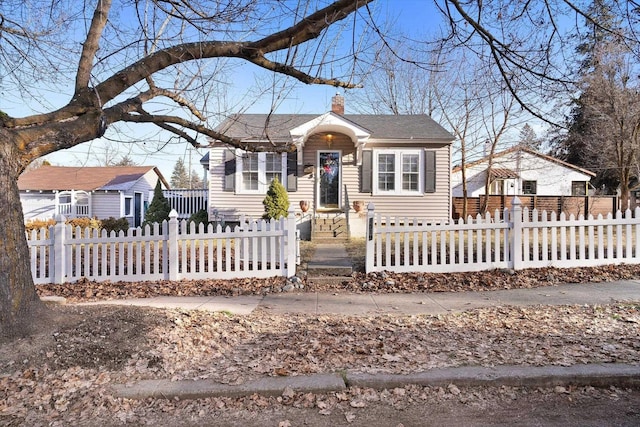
[112,373,346,400]
[347,363,640,390]
[112,363,640,401]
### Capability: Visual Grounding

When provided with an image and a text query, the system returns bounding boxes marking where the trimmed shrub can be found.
[262,177,289,220]
[101,217,130,235]
[187,209,209,233]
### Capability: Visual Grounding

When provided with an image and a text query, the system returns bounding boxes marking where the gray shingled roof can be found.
[215,113,454,141]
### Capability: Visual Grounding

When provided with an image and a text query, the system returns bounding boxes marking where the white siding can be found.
[452,151,593,197]
[21,192,56,221]
[92,193,122,219]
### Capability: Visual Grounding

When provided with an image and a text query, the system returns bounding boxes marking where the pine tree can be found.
[170,158,190,188]
[190,169,203,188]
[144,181,171,226]
[549,0,626,195]
[262,177,289,219]
[518,124,540,151]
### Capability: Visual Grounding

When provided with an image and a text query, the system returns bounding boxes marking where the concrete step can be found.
[310,238,349,244]
[312,231,348,239]
[314,224,347,232]
[306,275,354,286]
[307,265,353,276]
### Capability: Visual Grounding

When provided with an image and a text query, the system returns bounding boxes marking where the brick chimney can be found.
[331,93,344,115]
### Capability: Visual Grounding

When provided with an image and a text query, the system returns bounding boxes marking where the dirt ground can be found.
[1,266,640,425]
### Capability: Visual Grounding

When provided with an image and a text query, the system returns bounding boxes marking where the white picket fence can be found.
[27,209,298,284]
[365,198,640,274]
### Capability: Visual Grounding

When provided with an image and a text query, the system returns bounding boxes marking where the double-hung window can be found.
[373,150,423,195]
[237,151,286,193]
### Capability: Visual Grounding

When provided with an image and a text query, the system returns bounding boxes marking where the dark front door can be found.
[134,192,142,228]
[318,151,340,209]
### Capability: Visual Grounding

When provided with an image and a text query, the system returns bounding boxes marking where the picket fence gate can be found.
[27,209,298,284]
[365,198,640,274]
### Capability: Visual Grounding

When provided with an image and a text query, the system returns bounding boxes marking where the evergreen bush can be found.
[144,181,171,226]
[187,209,209,233]
[262,177,289,219]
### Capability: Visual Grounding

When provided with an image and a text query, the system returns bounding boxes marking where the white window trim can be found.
[236,150,287,194]
[372,149,423,195]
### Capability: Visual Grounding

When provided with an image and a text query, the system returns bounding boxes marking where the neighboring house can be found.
[19,165,169,227]
[451,146,596,198]
[204,94,454,238]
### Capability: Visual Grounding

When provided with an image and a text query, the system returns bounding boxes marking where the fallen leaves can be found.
[3,266,640,425]
[35,264,640,302]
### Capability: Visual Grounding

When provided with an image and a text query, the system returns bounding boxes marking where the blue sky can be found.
[2,1,444,180]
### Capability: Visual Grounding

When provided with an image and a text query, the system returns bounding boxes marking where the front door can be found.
[134,192,143,228]
[318,151,341,209]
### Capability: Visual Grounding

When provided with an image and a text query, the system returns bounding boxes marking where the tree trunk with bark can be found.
[0,129,44,335]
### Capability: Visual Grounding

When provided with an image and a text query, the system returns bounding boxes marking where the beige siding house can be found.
[207,95,454,239]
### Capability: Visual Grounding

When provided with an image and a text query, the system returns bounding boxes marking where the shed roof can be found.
[18,166,169,191]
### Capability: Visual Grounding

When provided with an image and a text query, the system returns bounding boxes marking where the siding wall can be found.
[21,193,56,221]
[452,151,593,197]
[92,193,122,219]
[210,133,451,222]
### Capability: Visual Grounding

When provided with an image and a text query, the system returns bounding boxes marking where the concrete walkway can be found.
[71,279,640,316]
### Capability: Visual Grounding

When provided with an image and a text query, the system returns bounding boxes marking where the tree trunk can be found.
[0,129,44,335]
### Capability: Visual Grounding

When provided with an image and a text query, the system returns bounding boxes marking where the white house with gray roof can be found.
[205,94,455,239]
[451,146,596,198]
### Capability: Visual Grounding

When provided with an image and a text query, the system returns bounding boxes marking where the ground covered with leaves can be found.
[36,263,640,302]
[2,267,640,425]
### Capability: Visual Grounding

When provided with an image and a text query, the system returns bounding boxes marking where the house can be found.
[204,94,455,239]
[451,146,596,198]
[18,165,169,227]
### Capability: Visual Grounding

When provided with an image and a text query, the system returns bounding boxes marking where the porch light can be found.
[325,133,333,148]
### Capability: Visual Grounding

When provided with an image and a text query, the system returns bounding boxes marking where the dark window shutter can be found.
[286,151,298,192]
[424,150,436,193]
[361,150,372,193]
[224,149,236,192]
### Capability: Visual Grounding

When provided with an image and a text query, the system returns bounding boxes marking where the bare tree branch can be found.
[75,0,112,94]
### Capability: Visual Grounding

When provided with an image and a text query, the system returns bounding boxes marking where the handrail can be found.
[343,183,350,238]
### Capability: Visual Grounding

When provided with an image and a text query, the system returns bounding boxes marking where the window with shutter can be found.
[223,149,236,192]
[361,150,372,193]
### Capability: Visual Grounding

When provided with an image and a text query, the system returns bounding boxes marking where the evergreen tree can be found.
[190,169,204,188]
[548,0,625,194]
[144,181,171,225]
[262,177,289,219]
[112,155,137,166]
[170,158,191,188]
[518,124,541,151]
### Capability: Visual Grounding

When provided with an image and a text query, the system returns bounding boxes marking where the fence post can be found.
[365,203,375,273]
[52,214,67,284]
[510,197,523,270]
[168,209,179,281]
[285,207,296,277]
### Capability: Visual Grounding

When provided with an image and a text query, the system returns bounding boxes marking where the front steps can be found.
[311,214,348,242]
[304,241,353,286]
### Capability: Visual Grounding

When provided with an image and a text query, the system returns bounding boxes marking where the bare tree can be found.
[0,0,374,331]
